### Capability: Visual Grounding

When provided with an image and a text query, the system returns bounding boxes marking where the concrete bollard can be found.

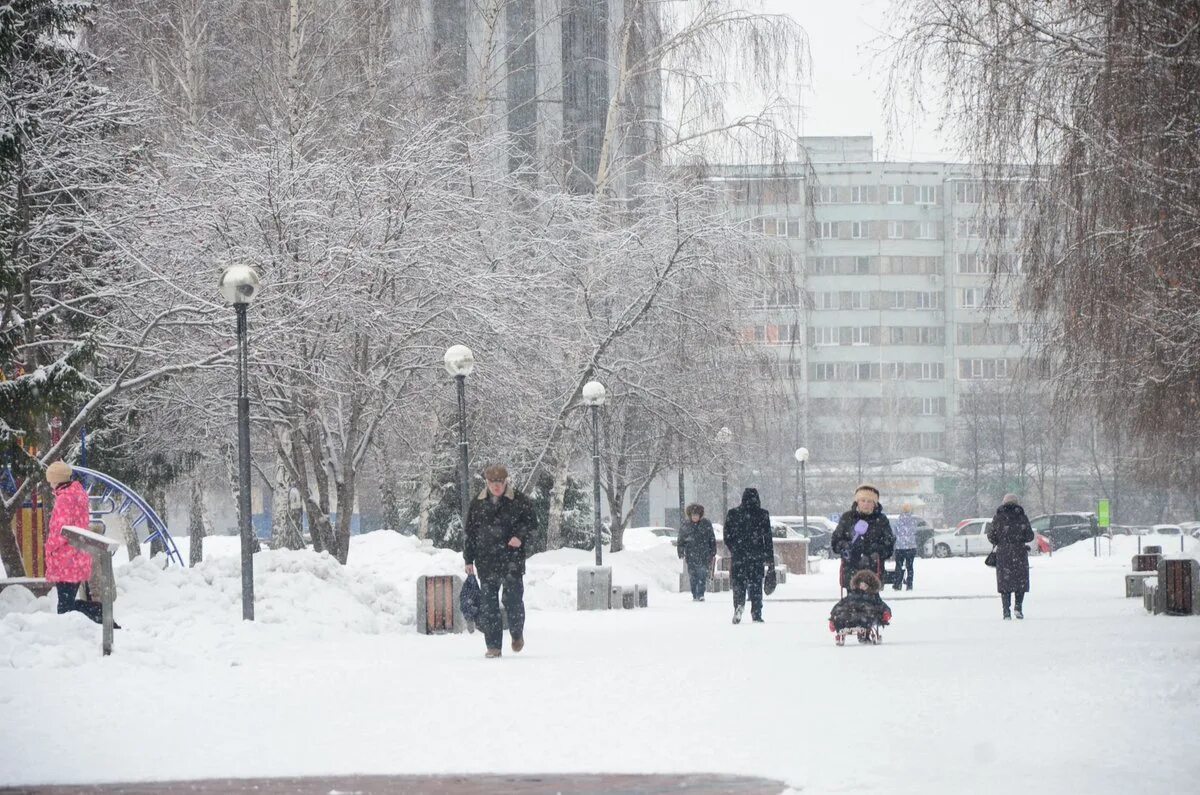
[1125,572,1155,598]
[610,585,623,609]
[577,566,613,610]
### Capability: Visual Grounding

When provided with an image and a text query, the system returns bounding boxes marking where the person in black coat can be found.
[678,503,717,601]
[723,487,775,624]
[987,493,1035,619]
[831,484,895,590]
[464,464,537,657]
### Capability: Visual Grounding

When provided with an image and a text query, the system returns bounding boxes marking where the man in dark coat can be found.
[678,503,717,601]
[831,484,895,590]
[723,488,775,624]
[464,464,536,657]
[987,493,1035,619]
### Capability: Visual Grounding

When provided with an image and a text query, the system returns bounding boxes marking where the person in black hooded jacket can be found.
[831,484,895,590]
[723,487,775,624]
[987,493,1035,620]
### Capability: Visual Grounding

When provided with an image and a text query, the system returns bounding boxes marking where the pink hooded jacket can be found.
[45,480,93,584]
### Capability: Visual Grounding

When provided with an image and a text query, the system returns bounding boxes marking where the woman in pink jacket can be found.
[45,461,105,624]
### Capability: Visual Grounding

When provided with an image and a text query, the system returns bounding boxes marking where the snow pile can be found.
[0,530,686,669]
[1050,533,1199,563]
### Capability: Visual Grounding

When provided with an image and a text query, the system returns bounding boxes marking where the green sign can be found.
[1098,499,1110,528]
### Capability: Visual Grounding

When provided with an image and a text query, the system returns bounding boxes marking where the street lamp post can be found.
[443,346,475,532]
[582,380,606,566]
[794,447,810,529]
[716,426,732,517]
[219,265,262,621]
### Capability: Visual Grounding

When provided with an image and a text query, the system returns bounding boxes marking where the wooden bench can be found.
[0,577,53,598]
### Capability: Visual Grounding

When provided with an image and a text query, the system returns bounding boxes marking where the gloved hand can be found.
[853,519,869,539]
[828,620,836,632]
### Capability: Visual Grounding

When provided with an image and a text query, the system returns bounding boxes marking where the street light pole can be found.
[582,381,607,566]
[220,265,262,622]
[716,426,732,517]
[455,374,469,528]
[443,346,475,533]
[795,447,810,528]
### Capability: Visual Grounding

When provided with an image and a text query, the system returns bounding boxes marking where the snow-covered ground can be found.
[2,531,1198,794]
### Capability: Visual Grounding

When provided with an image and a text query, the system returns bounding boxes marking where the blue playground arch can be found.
[72,466,184,567]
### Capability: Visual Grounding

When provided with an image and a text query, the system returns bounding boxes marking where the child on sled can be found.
[829,569,892,645]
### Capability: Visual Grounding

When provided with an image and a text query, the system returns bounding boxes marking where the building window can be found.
[884,362,905,380]
[816,186,838,204]
[855,256,872,274]
[915,291,936,309]
[850,327,872,345]
[856,363,874,381]
[888,221,905,239]
[754,325,766,343]
[960,288,982,308]
[814,221,836,239]
[847,291,871,310]
[851,221,868,239]
[957,254,984,274]
[811,327,837,346]
[920,397,944,415]
[888,291,906,310]
[787,219,801,238]
[917,221,936,239]
[918,432,943,451]
[887,185,904,204]
[955,181,984,204]
[813,363,837,381]
[919,362,944,380]
[956,218,980,238]
[851,185,875,203]
[916,185,937,205]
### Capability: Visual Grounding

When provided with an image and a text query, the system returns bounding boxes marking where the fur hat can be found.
[854,484,880,501]
[482,464,509,482]
[1002,493,1020,505]
[46,461,73,486]
[850,569,881,594]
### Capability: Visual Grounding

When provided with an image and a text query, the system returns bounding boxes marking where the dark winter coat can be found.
[463,484,536,578]
[677,518,717,569]
[723,488,774,567]
[831,504,895,574]
[987,502,1034,594]
[829,590,892,630]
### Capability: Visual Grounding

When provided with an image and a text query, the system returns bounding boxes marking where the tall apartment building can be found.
[720,136,1029,468]
[424,0,661,192]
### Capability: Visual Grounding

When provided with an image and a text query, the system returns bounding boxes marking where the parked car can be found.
[1029,512,1099,550]
[923,518,1048,558]
[1148,524,1184,537]
[1178,521,1200,539]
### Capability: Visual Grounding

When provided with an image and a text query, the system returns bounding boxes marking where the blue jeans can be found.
[687,561,709,599]
[893,549,916,588]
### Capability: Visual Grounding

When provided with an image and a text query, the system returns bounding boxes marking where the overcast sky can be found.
[762,0,955,162]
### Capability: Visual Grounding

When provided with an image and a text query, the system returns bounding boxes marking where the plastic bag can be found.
[459,573,482,630]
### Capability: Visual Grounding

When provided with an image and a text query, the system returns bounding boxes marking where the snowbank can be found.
[0,530,685,669]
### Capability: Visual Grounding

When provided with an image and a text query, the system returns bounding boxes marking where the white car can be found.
[1148,524,1184,536]
[923,518,1048,558]
[774,515,838,534]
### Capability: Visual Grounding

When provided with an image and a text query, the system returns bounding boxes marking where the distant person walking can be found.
[831,485,895,592]
[891,502,918,591]
[987,493,1034,620]
[44,462,106,625]
[678,504,717,601]
[464,464,536,658]
[723,488,775,624]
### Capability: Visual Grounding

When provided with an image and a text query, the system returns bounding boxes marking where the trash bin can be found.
[416,574,465,634]
[1160,558,1200,616]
